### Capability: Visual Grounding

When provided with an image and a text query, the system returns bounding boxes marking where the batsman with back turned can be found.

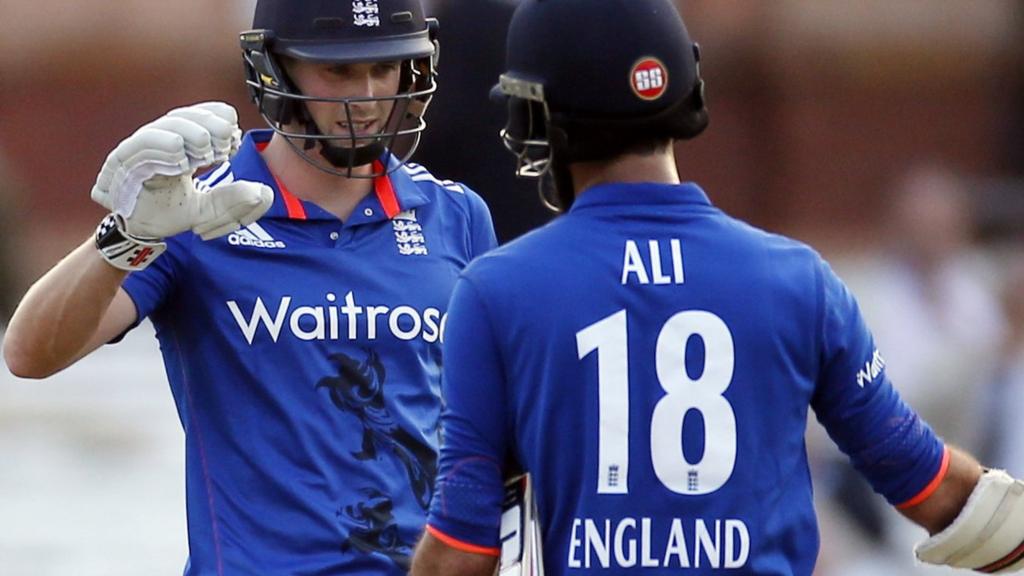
[411,1,1024,574]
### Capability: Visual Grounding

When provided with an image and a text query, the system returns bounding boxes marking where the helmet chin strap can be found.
[278,116,385,178]
[320,139,386,169]
[297,115,384,169]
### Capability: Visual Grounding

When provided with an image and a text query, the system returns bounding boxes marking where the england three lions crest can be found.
[352,0,381,27]
[393,210,427,256]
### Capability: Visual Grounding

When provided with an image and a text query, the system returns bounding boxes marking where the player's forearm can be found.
[903,449,1024,572]
[411,532,498,576]
[899,446,983,534]
[4,238,127,378]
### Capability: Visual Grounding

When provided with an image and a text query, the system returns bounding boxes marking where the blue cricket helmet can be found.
[251,0,435,64]
[241,0,439,177]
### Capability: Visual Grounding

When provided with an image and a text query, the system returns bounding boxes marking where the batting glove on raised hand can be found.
[91,102,273,270]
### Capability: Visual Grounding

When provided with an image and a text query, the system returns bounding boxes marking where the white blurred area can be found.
[0,323,186,576]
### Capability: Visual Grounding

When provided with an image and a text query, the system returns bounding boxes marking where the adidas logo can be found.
[227,223,286,249]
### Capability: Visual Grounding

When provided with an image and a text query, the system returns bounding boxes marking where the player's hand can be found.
[91,102,272,241]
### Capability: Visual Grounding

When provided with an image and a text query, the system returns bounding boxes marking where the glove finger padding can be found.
[915,469,1024,573]
[185,102,243,156]
[191,180,274,240]
[92,127,191,217]
[167,105,239,165]
[141,116,216,172]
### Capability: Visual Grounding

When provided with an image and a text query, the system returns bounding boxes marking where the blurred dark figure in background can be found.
[417,0,551,242]
[1006,1,1024,171]
[0,157,24,325]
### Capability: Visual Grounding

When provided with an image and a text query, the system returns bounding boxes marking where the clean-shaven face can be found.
[285,58,402,148]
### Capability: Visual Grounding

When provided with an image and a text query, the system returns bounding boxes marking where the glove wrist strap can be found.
[94,213,167,271]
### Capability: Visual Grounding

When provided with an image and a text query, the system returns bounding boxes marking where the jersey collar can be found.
[569,182,712,213]
[230,129,429,222]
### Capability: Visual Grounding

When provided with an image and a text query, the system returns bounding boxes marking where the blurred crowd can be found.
[813,164,1024,576]
[1,0,1023,574]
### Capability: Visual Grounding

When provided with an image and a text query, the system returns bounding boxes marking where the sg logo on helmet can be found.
[631,57,668,101]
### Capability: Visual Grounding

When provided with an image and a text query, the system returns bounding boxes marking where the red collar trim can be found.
[276,180,307,220]
[256,140,307,220]
[373,160,401,219]
[255,141,398,220]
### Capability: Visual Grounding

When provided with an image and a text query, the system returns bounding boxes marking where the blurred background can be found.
[1,0,1023,574]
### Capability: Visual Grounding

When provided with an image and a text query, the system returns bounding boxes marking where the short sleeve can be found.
[465,189,498,258]
[811,260,947,506]
[120,233,189,329]
[427,277,507,551]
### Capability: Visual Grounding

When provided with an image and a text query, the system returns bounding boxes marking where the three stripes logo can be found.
[227,223,286,249]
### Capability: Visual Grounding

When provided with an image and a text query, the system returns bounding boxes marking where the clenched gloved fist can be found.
[91,102,273,270]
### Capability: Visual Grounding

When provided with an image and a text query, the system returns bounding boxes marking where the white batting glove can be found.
[915,469,1024,573]
[91,102,273,243]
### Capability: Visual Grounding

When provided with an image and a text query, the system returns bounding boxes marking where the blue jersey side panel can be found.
[428,183,943,575]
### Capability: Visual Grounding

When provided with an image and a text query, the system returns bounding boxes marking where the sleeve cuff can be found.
[426,524,501,557]
[897,445,951,509]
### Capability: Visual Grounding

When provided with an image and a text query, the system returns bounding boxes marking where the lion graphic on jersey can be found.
[316,349,437,510]
[338,488,414,569]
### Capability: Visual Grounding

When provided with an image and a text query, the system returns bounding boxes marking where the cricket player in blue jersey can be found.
[411,1,1024,575]
[3,0,496,574]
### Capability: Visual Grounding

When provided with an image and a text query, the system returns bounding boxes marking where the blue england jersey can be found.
[120,130,496,575]
[427,183,946,575]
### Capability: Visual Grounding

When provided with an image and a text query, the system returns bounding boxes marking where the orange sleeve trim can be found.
[897,445,951,510]
[426,524,501,557]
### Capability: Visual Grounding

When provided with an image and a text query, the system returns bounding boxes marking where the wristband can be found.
[94,213,167,271]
